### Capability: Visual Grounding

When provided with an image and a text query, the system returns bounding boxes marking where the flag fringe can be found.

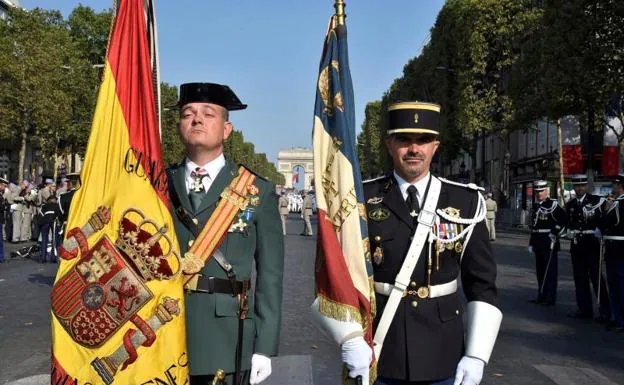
[317,294,364,326]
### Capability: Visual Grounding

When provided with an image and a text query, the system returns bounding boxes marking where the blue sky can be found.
[24,1,445,163]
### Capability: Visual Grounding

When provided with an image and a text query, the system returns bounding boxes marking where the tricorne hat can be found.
[387,101,441,136]
[177,83,247,111]
[534,180,548,191]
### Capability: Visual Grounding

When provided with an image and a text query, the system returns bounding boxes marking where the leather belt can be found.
[374,279,457,299]
[192,275,251,295]
[603,235,624,241]
[532,229,551,233]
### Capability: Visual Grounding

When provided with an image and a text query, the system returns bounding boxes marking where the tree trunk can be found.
[587,105,595,192]
[18,130,27,182]
[470,132,477,183]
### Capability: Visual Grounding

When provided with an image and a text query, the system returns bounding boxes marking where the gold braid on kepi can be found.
[114,208,181,281]
[387,101,441,136]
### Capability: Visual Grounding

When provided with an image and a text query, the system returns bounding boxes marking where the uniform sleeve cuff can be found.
[465,301,502,364]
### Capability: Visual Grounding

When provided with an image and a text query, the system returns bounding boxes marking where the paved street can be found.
[1,215,624,384]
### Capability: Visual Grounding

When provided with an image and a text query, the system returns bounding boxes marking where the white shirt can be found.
[184,153,226,194]
[394,171,431,204]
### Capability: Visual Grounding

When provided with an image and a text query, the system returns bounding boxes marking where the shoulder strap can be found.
[183,166,256,288]
[373,176,442,358]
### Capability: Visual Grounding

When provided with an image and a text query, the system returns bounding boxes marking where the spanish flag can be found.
[51,1,187,384]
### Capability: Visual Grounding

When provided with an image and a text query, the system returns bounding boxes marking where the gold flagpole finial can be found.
[334,0,346,26]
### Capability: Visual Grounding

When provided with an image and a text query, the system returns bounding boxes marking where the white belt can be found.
[603,235,624,241]
[374,279,458,299]
[569,230,595,235]
[532,229,551,233]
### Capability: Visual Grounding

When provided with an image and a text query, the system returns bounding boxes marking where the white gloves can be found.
[594,228,602,238]
[528,246,533,254]
[249,354,272,385]
[548,233,557,243]
[341,336,372,384]
[454,356,485,385]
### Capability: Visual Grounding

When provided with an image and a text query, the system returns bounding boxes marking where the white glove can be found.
[454,356,485,385]
[528,246,533,254]
[594,228,602,238]
[548,233,557,243]
[341,336,372,384]
[249,354,272,385]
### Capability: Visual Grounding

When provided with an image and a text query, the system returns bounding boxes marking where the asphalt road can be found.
[1,216,623,384]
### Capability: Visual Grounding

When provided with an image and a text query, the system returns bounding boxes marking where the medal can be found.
[455,242,463,253]
[373,247,384,265]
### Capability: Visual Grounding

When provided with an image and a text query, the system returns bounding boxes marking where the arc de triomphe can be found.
[278,147,313,190]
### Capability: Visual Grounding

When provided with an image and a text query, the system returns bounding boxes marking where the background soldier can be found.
[565,174,610,321]
[600,174,624,332]
[485,192,497,241]
[278,192,288,235]
[300,191,313,236]
[167,83,284,385]
[528,180,567,306]
[341,101,502,385]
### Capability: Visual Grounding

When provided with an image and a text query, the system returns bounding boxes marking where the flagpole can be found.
[334,0,346,25]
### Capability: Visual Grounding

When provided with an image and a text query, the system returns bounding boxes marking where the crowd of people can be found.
[0,175,77,264]
[278,189,315,236]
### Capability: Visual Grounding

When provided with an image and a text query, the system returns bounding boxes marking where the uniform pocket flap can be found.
[215,294,240,317]
[437,295,461,323]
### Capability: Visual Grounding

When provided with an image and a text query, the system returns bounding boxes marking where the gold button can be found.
[374,235,381,242]
[192,218,199,225]
[455,310,459,315]
[188,239,194,247]
[411,300,418,308]
[410,281,417,288]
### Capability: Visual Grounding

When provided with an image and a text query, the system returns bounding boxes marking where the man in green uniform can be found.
[167,83,284,385]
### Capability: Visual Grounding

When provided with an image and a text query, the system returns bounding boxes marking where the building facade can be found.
[277,147,314,191]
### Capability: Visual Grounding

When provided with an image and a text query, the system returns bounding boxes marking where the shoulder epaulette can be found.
[438,177,484,192]
[363,175,389,184]
[240,163,270,183]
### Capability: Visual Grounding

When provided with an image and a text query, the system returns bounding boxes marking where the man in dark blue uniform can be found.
[565,174,610,320]
[529,180,567,306]
[600,174,624,332]
[339,101,502,385]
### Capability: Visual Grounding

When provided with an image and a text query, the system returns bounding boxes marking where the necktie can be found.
[406,185,420,219]
[189,167,208,211]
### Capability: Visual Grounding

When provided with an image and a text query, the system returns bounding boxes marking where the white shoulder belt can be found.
[372,176,442,359]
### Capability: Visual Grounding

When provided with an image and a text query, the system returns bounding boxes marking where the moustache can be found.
[402,154,425,161]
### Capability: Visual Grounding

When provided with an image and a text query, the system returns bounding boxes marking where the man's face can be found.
[573,184,587,197]
[386,133,439,182]
[614,183,624,195]
[536,189,548,201]
[178,102,233,153]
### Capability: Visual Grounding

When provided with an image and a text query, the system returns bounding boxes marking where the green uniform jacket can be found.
[167,159,284,376]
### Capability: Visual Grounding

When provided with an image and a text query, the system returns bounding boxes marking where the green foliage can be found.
[160,82,186,165]
[224,130,285,185]
[357,101,386,178]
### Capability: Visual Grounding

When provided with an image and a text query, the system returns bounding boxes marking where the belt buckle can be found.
[193,275,215,294]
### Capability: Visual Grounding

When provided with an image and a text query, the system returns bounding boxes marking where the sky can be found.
[23,0,445,163]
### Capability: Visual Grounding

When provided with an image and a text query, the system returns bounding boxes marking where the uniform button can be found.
[188,239,194,247]
[411,301,418,308]
[410,281,417,288]
[455,310,459,315]
[374,235,381,242]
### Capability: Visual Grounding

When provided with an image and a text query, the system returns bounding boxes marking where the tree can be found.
[513,0,624,186]
[357,101,384,178]
[0,8,73,181]
[160,82,186,165]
